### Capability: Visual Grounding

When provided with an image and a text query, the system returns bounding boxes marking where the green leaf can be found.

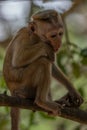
[81,57,87,65]
[81,48,87,57]
[29,112,36,126]
[39,112,55,120]
[78,87,84,97]
[72,62,80,78]
[0,76,6,88]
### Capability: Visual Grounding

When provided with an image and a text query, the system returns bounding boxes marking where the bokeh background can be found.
[0,0,87,130]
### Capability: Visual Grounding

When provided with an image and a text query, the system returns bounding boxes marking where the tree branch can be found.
[0,94,87,124]
[62,0,84,18]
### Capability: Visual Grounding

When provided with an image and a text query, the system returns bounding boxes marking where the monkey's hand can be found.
[45,44,55,62]
[56,92,84,108]
[68,92,84,107]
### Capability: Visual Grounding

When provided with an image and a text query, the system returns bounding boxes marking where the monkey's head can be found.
[30,10,64,52]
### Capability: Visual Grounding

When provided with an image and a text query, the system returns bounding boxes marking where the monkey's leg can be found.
[34,76,62,115]
[35,88,62,115]
[11,107,20,130]
[48,90,52,101]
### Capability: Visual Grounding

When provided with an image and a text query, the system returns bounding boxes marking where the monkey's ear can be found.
[29,22,36,33]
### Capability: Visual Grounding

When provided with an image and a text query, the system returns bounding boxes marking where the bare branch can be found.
[62,0,84,18]
[0,94,87,124]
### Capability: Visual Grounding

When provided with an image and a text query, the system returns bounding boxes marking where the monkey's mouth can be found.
[47,41,61,52]
[51,40,61,52]
[46,36,62,52]
[55,43,61,51]
[54,46,60,51]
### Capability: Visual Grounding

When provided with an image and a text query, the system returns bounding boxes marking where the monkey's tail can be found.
[11,107,20,130]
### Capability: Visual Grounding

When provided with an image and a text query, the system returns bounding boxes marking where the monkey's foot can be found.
[48,105,62,116]
[35,100,62,116]
[55,93,84,108]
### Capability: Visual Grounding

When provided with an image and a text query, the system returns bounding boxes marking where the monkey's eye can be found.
[58,28,64,37]
[50,34,57,38]
[59,31,63,36]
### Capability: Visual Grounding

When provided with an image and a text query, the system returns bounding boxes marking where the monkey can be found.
[3,10,83,130]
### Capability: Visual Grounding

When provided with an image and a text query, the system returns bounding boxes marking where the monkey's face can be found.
[34,16,64,52]
[46,27,64,52]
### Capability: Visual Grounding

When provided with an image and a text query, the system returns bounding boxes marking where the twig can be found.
[0,94,87,124]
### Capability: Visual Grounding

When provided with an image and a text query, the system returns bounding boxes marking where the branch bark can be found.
[0,94,87,124]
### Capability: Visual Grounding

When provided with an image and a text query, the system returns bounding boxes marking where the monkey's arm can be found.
[52,63,76,92]
[52,63,83,106]
[12,40,48,68]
